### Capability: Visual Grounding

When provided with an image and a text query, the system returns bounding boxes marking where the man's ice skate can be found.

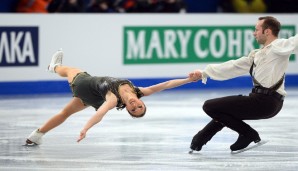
[24,129,44,146]
[230,134,261,151]
[189,120,223,153]
[231,140,269,154]
[48,49,63,73]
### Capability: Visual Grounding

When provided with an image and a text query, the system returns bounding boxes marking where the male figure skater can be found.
[189,16,298,152]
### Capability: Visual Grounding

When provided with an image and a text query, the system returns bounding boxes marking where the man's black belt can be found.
[252,87,284,101]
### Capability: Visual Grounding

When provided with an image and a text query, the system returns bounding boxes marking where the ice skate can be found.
[24,129,44,146]
[230,134,261,151]
[48,49,63,73]
[189,120,223,153]
[231,140,268,154]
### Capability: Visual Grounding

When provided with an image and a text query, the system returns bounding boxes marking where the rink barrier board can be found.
[0,75,297,95]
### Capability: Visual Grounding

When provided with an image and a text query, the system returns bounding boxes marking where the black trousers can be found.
[203,92,284,140]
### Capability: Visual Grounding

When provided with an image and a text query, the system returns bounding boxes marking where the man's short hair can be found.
[259,16,281,37]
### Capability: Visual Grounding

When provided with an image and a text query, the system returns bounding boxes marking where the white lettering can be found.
[0,32,10,63]
[244,30,255,55]
[279,29,294,39]
[177,30,191,58]
[146,30,163,59]
[126,30,146,59]
[228,30,241,57]
[20,32,35,63]
[210,30,225,58]
[10,31,23,63]
[164,30,178,59]
[194,29,208,58]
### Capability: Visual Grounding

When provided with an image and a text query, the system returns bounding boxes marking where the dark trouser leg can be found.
[210,112,261,151]
[190,120,224,151]
[202,94,283,151]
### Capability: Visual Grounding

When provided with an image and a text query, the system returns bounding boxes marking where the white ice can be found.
[0,89,298,171]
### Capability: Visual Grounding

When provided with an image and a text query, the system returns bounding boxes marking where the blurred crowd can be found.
[0,0,298,13]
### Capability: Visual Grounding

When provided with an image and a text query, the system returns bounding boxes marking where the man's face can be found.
[253,20,267,45]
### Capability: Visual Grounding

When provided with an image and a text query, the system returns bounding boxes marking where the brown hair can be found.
[258,16,281,37]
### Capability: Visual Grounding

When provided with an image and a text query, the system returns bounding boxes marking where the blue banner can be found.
[0,26,39,66]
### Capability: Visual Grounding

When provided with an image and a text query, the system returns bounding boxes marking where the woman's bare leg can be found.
[39,97,88,133]
[49,49,84,83]
[54,65,84,83]
[26,50,88,145]
[27,97,88,144]
[42,49,86,132]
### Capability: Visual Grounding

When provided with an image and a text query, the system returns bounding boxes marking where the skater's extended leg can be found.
[26,97,87,145]
[26,49,88,145]
[55,66,84,83]
[39,97,87,133]
[48,49,84,83]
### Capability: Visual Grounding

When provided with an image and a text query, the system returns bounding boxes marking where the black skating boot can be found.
[230,132,261,151]
[190,120,224,151]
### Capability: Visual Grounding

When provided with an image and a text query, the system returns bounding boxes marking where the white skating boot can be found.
[48,49,63,73]
[26,129,45,145]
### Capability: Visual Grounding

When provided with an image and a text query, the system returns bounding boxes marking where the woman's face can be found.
[125,98,146,117]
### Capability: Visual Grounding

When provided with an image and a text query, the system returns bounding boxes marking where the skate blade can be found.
[22,143,38,147]
[23,139,38,147]
[231,140,269,154]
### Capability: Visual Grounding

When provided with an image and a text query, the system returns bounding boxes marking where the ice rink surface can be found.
[0,88,298,171]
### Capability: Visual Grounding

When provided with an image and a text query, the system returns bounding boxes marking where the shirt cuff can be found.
[201,71,209,84]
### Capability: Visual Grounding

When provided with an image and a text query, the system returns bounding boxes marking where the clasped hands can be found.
[188,69,202,82]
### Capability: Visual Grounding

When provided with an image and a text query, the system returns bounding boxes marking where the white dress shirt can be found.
[202,34,298,96]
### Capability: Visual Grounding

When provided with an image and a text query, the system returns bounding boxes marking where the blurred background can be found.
[0,0,298,96]
[1,2,298,170]
[1,0,298,13]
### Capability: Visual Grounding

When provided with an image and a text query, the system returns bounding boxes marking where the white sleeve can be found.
[272,34,298,55]
[201,51,255,84]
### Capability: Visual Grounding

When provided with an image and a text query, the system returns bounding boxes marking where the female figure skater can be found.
[26,49,200,145]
